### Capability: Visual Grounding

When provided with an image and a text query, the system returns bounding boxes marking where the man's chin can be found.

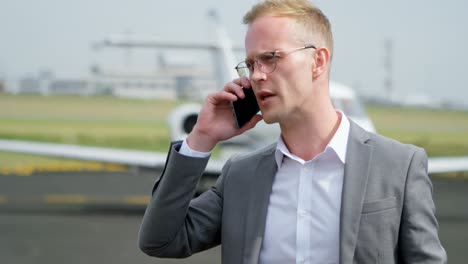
[261,114,278,125]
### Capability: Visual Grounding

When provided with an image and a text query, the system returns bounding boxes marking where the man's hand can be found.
[186,77,263,152]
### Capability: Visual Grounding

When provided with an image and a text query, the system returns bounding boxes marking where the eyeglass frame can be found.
[235,44,317,77]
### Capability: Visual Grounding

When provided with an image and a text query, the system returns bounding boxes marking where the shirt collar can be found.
[274,111,350,168]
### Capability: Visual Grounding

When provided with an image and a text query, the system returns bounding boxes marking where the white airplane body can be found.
[1,10,467,177]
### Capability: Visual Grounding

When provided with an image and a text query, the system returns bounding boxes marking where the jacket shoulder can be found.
[367,131,425,156]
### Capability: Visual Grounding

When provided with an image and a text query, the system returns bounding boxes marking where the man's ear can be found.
[312,47,330,79]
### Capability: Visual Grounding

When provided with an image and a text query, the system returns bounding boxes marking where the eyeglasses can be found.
[235,44,316,78]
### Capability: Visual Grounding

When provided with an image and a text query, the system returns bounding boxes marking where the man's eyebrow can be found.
[245,50,276,61]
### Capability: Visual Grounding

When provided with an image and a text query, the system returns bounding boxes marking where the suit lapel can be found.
[339,122,373,264]
[242,146,277,264]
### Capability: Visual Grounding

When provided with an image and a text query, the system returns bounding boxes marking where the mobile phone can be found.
[231,87,260,128]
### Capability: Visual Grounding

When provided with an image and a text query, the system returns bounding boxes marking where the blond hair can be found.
[243,0,333,57]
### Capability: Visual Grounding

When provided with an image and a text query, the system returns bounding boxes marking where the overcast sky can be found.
[1,0,467,105]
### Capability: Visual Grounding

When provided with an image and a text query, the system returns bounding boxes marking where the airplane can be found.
[97,10,377,159]
[1,10,467,190]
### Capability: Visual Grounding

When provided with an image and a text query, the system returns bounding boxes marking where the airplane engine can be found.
[168,103,201,141]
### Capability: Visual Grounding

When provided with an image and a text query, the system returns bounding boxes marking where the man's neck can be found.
[280,106,341,161]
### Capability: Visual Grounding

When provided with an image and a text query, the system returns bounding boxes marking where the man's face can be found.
[245,15,316,125]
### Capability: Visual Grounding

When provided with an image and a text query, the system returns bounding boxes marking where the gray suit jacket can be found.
[139,121,447,263]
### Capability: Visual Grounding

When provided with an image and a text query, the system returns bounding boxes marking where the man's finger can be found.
[224,82,245,99]
[240,76,252,89]
[210,90,238,104]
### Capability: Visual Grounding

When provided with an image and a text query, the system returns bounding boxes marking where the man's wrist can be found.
[186,132,217,153]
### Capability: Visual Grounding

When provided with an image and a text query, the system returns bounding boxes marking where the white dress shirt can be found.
[259,112,350,264]
[179,112,350,264]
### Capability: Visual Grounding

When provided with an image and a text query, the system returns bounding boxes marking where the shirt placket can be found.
[296,161,314,264]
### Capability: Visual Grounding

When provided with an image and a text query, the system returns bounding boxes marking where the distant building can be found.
[10,63,218,100]
[18,76,42,94]
[48,79,91,96]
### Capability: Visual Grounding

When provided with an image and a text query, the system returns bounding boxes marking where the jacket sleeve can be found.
[399,147,447,263]
[138,141,228,258]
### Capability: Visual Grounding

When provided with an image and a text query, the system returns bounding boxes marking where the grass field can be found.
[0,94,182,152]
[367,105,468,156]
[1,94,468,167]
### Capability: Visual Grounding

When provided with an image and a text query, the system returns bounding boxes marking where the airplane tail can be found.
[207,9,239,87]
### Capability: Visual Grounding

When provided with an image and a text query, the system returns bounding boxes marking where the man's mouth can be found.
[257,90,275,103]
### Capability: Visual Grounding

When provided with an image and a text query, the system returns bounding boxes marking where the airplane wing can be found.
[427,156,468,174]
[96,34,244,51]
[0,139,224,175]
[95,9,242,52]
[2,139,468,175]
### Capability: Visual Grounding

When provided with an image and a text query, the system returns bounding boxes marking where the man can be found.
[139,0,447,263]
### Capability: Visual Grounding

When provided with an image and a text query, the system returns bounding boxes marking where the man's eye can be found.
[259,53,276,63]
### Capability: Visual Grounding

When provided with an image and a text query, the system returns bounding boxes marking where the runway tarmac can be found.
[1,169,467,263]
[0,212,221,264]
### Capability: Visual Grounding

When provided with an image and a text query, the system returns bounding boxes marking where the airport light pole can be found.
[384,38,393,102]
